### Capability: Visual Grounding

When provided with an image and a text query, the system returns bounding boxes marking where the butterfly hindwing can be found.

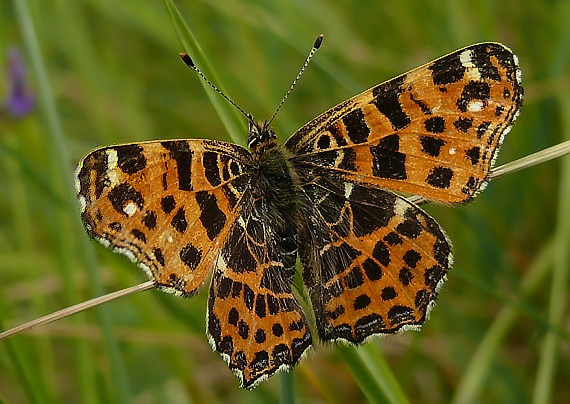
[75,139,252,295]
[286,42,523,203]
[207,191,312,389]
[298,173,451,342]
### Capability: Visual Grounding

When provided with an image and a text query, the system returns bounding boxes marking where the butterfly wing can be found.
[286,42,523,203]
[207,190,312,388]
[75,139,252,296]
[297,174,451,342]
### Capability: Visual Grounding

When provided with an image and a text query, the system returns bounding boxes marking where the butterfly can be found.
[75,40,523,388]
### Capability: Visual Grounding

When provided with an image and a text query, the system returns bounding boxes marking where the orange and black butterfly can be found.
[76,40,522,388]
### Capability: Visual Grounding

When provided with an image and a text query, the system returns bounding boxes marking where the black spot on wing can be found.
[371,76,411,131]
[477,121,491,139]
[161,195,176,213]
[255,294,266,318]
[399,268,413,286]
[109,222,122,231]
[180,243,201,270]
[203,151,222,187]
[142,210,157,230]
[255,329,266,344]
[272,323,284,337]
[116,144,146,174]
[354,294,371,310]
[131,229,146,243]
[429,53,465,85]
[426,166,454,189]
[420,136,446,157]
[161,141,193,191]
[423,117,445,133]
[342,108,370,144]
[196,191,227,241]
[317,134,331,149]
[454,117,473,133]
[370,134,407,180]
[108,183,144,216]
[466,146,481,165]
[381,286,397,301]
[403,249,422,268]
[217,276,232,299]
[372,240,391,267]
[456,81,491,113]
[383,232,403,246]
[362,258,382,281]
[153,248,165,266]
[171,208,188,233]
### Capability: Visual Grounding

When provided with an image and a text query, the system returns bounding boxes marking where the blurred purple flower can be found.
[4,48,35,118]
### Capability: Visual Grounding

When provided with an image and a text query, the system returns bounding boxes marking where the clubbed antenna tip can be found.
[267,34,324,125]
[314,34,324,49]
[179,53,195,69]
[180,52,251,120]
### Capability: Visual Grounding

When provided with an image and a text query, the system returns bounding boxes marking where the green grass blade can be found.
[164,0,248,145]
[452,240,554,404]
[11,0,131,401]
[337,344,408,404]
[532,99,570,404]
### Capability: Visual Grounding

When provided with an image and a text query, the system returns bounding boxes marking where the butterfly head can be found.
[247,120,277,152]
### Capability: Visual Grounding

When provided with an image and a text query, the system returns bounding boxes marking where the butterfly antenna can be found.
[267,34,324,126]
[179,53,253,122]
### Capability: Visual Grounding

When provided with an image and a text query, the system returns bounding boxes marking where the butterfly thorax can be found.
[247,121,303,233]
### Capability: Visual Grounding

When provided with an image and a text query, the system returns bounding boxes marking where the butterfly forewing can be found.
[76,140,252,296]
[286,43,523,203]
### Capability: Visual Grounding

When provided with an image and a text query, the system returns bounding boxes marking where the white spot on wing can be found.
[124,202,137,217]
[73,161,83,195]
[344,182,354,199]
[459,50,472,66]
[238,216,246,229]
[449,147,456,155]
[78,195,87,213]
[106,149,120,187]
[215,254,228,272]
[513,55,522,84]
[467,101,483,112]
[394,198,408,216]
[460,49,481,81]
[106,149,118,169]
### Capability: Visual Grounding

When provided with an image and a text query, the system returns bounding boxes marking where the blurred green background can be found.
[1,0,570,402]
